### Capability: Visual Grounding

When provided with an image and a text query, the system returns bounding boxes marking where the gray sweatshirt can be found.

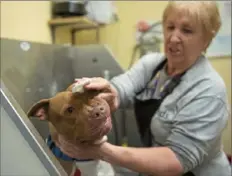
[110,53,231,176]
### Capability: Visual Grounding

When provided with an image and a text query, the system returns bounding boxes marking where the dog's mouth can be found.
[74,115,112,144]
[89,114,112,138]
[101,115,112,134]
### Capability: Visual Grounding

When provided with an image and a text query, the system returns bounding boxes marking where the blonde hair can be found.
[162,1,221,49]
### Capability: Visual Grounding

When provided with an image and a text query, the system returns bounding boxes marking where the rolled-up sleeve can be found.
[165,96,229,173]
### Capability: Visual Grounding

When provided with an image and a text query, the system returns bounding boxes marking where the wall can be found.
[0,1,52,43]
[210,57,231,154]
[1,1,231,155]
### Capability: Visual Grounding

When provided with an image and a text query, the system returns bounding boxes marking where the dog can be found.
[27,82,115,176]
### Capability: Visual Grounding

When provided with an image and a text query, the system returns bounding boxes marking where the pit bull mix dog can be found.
[27,81,115,176]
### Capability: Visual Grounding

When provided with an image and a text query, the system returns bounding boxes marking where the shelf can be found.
[48,16,97,27]
[48,16,100,44]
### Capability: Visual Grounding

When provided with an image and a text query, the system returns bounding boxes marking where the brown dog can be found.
[27,83,112,145]
[27,83,113,175]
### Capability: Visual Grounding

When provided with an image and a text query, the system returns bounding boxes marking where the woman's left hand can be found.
[54,134,104,160]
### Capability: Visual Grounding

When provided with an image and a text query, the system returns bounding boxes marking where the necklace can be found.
[151,70,172,98]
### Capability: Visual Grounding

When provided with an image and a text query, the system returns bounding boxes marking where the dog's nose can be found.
[92,105,107,119]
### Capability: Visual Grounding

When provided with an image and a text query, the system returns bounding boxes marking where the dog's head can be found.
[27,83,112,144]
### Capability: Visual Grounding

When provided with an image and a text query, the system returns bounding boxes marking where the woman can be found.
[56,2,231,176]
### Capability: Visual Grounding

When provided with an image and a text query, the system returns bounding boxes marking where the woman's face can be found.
[163,10,208,67]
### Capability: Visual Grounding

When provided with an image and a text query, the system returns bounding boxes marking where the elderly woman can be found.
[56,1,231,176]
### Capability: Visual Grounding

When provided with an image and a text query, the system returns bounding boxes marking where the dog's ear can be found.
[27,99,50,120]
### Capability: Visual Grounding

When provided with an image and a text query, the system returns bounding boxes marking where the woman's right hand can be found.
[75,77,119,112]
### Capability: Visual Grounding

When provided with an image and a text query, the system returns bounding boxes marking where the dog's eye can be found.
[67,107,74,114]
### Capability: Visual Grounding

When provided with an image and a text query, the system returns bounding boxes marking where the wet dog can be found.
[27,82,115,176]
